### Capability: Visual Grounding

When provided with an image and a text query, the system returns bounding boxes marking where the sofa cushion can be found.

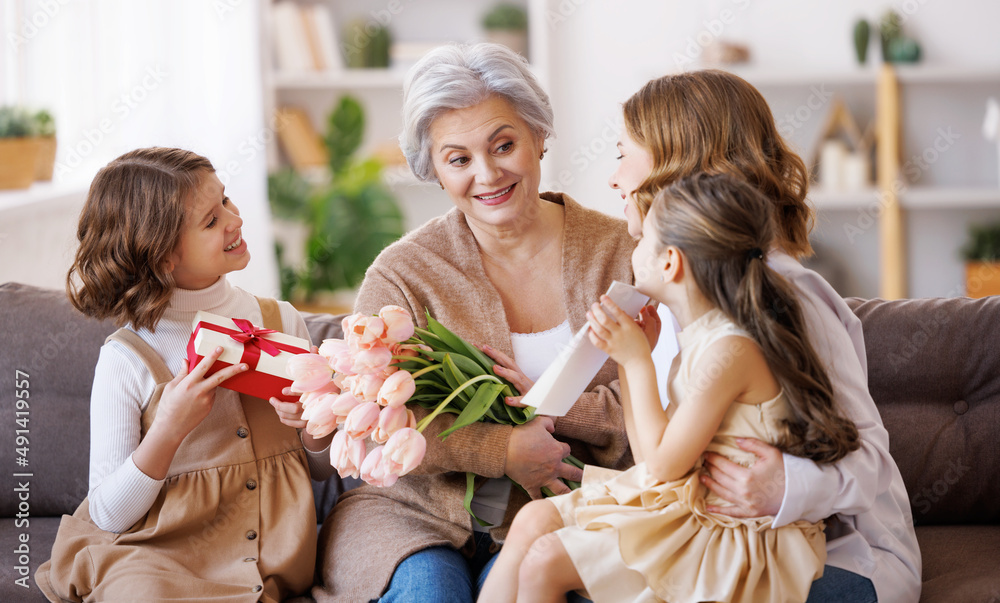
[0,282,118,518]
[847,297,1000,526]
[0,517,61,599]
[915,525,1000,602]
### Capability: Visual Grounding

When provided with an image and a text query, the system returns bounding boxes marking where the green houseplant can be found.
[482,3,528,57]
[961,222,1000,298]
[879,9,921,63]
[269,96,405,307]
[0,106,41,190]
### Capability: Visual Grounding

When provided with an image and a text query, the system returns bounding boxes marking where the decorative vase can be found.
[853,19,870,65]
[0,137,41,189]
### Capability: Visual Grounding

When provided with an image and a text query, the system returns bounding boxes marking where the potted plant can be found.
[343,19,391,68]
[0,106,42,190]
[879,9,921,63]
[33,109,56,181]
[961,222,1000,298]
[269,96,405,311]
[482,3,528,58]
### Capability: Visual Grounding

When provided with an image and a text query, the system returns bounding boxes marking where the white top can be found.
[87,277,334,533]
[768,251,921,603]
[510,321,574,383]
[470,320,573,531]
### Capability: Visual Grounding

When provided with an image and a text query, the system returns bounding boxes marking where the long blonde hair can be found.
[624,70,814,258]
[67,147,214,331]
[653,174,858,463]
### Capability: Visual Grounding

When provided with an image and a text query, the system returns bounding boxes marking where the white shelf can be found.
[0,179,89,212]
[725,63,1000,87]
[810,188,880,209]
[726,66,878,87]
[811,186,1000,210]
[893,64,1000,84]
[272,69,407,90]
[903,186,1000,208]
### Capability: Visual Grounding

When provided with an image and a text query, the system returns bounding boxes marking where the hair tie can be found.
[747,247,765,262]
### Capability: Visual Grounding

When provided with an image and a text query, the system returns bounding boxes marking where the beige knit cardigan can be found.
[312,192,636,602]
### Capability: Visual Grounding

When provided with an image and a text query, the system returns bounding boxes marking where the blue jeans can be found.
[564,566,875,603]
[379,544,874,602]
[376,533,500,603]
[807,565,878,602]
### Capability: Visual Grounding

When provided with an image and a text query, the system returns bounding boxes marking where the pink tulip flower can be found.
[329,392,361,425]
[379,306,415,345]
[390,343,419,360]
[348,316,387,351]
[341,313,364,336]
[360,446,398,488]
[405,408,417,430]
[353,374,386,403]
[300,388,336,421]
[330,429,366,479]
[318,338,349,363]
[304,394,338,439]
[351,346,393,375]
[344,401,381,440]
[332,371,349,390]
[287,353,334,393]
[372,404,408,444]
[383,428,427,477]
[377,370,416,408]
[375,364,399,380]
[299,381,340,411]
[331,349,355,374]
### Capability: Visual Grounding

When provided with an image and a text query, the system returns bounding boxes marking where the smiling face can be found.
[428,95,545,230]
[609,127,655,238]
[167,170,249,290]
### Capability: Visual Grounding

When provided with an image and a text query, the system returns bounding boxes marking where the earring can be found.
[539,150,546,160]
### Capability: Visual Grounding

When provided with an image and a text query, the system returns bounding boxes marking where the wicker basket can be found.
[0,137,41,189]
[34,136,56,181]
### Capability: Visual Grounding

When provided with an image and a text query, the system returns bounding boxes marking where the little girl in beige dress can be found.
[481,173,862,603]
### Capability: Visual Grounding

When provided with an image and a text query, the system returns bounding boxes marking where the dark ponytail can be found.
[651,174,859,464]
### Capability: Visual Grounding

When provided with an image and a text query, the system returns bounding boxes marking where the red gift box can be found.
[187,311,310,402]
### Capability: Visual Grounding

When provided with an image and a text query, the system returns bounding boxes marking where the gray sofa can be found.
[1,282,998,602]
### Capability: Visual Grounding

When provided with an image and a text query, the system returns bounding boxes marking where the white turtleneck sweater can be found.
[87,278,333,533]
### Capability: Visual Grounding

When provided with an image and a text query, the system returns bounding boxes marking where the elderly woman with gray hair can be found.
[312,43,635,603]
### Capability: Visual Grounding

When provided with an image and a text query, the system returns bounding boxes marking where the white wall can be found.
[0,0,280,299]
[542,0,1000,298]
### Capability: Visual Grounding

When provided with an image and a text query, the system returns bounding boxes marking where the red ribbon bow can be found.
[229,319,281,357]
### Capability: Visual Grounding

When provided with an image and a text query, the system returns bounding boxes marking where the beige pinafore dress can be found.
[549,309,827,603]
[36,298,316,602]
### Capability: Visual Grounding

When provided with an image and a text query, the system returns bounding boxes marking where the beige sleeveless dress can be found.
[549,309,826,603]
[36,298,316,602]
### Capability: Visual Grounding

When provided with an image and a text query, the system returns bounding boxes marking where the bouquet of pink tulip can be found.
[287,306,566,522]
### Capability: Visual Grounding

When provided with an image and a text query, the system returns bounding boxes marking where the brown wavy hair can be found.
[623,70,814,258]
[67,147,215,332]
[652,174,858,463]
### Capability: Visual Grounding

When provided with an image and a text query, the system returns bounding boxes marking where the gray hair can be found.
[399,42,555,183]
